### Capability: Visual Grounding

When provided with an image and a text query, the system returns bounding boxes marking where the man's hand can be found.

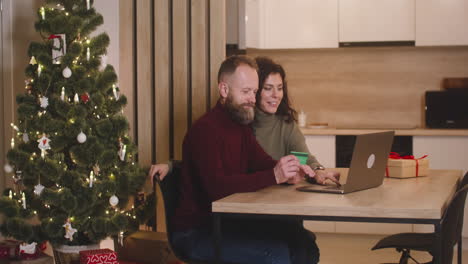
[313,170,341,186]
[274,155,301,184]
[148,163,170,184]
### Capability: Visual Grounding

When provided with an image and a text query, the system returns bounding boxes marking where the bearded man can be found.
[171,55,319,264]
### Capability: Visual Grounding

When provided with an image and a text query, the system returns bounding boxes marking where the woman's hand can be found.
[313,170,341,186]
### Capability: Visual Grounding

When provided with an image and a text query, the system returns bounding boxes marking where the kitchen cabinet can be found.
[416,0,468,46]
[339,0,415,43]
[245,0,338,49]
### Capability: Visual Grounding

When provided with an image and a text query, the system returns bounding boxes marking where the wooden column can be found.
[120,0,226,232]
[136,0,154,167]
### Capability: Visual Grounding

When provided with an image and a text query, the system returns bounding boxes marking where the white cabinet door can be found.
[339,0,415,42]
[416,0,468,46]
[413,136,468,236]
[245,0,338,49]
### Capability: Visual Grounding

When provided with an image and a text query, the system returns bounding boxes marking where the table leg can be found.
[213,213,221,264]
[434,223,442,264]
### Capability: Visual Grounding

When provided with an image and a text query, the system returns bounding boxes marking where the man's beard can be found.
[225,94,255,125]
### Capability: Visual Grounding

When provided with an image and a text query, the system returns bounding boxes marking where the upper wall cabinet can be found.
[339,0,415,43]
[246,0,338,49]
[415,0,468,46]
[244,0,468,49]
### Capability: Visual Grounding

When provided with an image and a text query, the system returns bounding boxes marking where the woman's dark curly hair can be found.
[255,56,297,123]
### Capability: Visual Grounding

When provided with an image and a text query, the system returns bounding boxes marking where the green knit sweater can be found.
[251,108,322,168]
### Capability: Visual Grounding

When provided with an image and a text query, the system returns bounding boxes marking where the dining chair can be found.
[371,178,468,264]
[155,160,238,264]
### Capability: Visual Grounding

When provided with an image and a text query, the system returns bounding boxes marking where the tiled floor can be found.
[318,232,466,264]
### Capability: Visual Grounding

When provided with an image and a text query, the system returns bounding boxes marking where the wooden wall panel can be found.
[209,0,226,108]
[154,0,171,164]
[119,0,226,232]
[172,0,189,160]
[191,0,209,122]
[136,0,153,167]
[119,0,136,140]
[154,0,171,233]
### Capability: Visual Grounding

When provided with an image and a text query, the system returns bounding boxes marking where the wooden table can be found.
[212,169,462,264]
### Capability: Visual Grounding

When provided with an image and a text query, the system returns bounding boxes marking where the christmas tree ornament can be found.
[80,93,90,103]
[23,132,30,143]
[63,220,77,241]
[62,66,72,78]
[93,164,100,175]
[13,170,23,186]
[21,192,27,209]
[39,96,49,109]
[77,131,87,143]
[118,144,127,161]
[109,195,119,207]
[37,134,51,150]
[29,56,37,65]
[34,183,45,196]
[112,84,120,100]
[49,34,66,64]
[74,93,79,103]
[3,163,13,173]
[40,7,45,20]
[89,171,95,187]
[60,87,65,101]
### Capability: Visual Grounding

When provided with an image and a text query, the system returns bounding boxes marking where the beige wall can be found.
[1,0,42,191]
[249,46,468,129]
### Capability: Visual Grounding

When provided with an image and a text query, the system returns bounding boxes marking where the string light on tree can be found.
[11,138,15,149]
[86,0,90,10]
[37,64,42,77]
[21,192,27,209]
[112,84,120,100]
[60,87,65,101]
[9,190,13,199]
[40,7,45,20]
[89,171,95,187]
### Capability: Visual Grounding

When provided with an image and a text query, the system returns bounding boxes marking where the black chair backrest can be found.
[458,172,468,190]
[441,184,468,262]
[155,161,188,261]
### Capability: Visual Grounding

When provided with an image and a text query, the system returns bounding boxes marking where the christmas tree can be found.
[0,0,147,247]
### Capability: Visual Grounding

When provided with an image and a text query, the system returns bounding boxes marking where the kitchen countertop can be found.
[300,127,468,136]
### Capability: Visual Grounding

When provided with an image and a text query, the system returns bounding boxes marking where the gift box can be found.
[386,153,429,178]
[0,240,20,259]
[114,231,179,264]
[7,253,53,264]
[79,249,118,264]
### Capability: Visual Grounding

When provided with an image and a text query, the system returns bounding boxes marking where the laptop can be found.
[296,131,395,194]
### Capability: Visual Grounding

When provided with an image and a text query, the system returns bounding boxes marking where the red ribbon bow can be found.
[386,152,428,177]
[47,34,62,40]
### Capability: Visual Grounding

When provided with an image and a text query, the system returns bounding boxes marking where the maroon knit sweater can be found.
[173,102,277,231]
